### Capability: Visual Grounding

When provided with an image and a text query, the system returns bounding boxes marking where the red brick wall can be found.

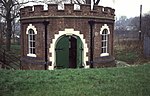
[20,4,115,69]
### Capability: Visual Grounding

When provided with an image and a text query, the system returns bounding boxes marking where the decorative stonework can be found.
[26,24,37,57]
[100,24,110,35]
[26,24,37,34]
[20,4,115,70]
[49,28,89,70]
[100,24,110,57]
[20,4,115,20]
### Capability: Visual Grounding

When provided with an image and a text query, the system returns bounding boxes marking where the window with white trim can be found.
[26,24,37,57]
[101,29,109,56]
[100,24,110,57]
[28,29,36,55]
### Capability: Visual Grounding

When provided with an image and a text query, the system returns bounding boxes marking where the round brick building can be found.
[20,4,115,70]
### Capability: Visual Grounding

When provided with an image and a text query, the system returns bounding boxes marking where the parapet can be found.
[20,4,115,19]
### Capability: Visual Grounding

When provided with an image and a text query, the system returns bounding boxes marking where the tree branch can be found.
[95,0,100,5]
[0,13,6,18]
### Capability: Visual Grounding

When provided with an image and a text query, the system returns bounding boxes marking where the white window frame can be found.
[100,24,110,57]
[26,24,37,57]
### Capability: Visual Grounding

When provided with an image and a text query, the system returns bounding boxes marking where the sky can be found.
[24,0,150,18]
[101,0,150,18]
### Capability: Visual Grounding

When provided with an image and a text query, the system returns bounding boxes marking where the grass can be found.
[114,40,150,64]
[115,50,139,64]
[0,64,150,96]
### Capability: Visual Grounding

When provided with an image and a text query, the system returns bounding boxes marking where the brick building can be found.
[20,4,115,70]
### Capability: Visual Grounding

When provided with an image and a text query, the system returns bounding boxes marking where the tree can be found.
[0,16,5,48]
[129,13,150,38]
[12,18,20,44]
[70,0,101,5]
[130,17,139,31]
[0,0,21,51]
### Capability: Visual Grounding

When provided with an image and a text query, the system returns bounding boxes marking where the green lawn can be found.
[0,64,150,96]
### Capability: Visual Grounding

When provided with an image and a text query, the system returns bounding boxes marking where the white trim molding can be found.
[26,24,37,35]
[100,24,110,57]
[27,54,37,57]
[26,24,37,57]
[100,53,109,57]
[49,28,89,70]
[100,24,110,35]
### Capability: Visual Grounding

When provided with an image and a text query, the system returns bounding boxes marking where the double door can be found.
[55,35,83,68]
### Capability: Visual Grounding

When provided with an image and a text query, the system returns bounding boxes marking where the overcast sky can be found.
[24,0,150,18]
[101,0,150,18]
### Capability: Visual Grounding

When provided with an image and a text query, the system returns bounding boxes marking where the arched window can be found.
[101,29,109,56]
[26,24,37,57]
[28,29,36,55]
[100,24,110,57]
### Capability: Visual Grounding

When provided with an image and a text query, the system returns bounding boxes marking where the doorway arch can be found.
[49,28,89,70]
[55,35,83,68]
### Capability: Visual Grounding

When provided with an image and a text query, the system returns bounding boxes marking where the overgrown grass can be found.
[114,40,150,64]
[0,64,150,96]
[115,50,139,64]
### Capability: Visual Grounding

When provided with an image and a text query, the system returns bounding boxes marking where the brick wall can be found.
[20,4,115,70]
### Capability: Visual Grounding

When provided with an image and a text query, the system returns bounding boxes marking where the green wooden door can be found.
[77,37,83,68]
[56,36,69,68]
[55,35,83,68]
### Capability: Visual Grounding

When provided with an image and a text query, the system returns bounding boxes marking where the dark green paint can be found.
[77,36,83,68]
[55,35,83,68]
[56,36,69,68]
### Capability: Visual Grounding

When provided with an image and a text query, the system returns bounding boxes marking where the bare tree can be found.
[0,16,5,48]
[0,0,63,51]
[0,16,2,48]
[12,18,16,44]
[71,0,101,5]
[130,13,150,37]
[93,0,100,5]
[0,0,21,51]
